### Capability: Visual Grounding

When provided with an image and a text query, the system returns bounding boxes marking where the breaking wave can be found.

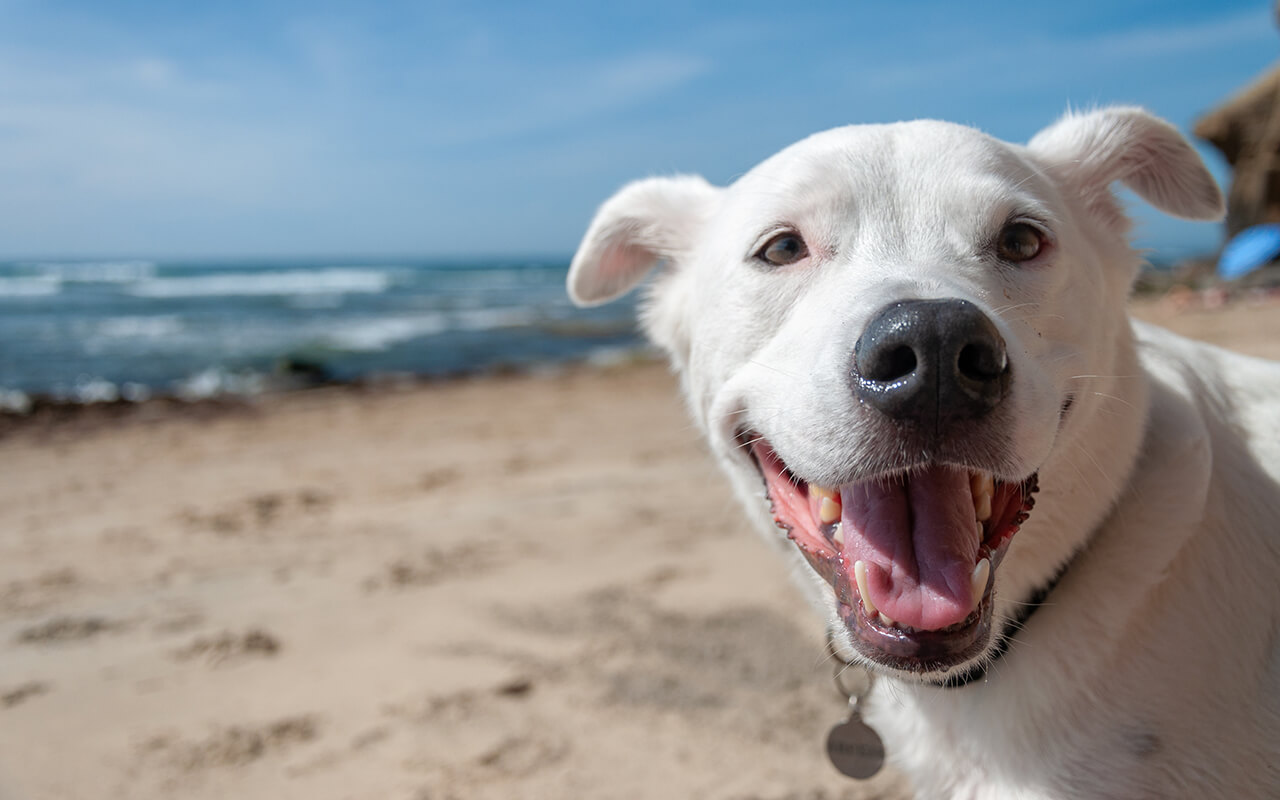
[127,268,397,298]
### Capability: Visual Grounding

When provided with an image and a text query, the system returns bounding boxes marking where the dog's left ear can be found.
[1027,107,1224,226]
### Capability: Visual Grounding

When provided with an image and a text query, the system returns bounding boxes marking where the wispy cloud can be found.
[414,50,710,147]
[865,6,1274,92]
[594,52,708,98]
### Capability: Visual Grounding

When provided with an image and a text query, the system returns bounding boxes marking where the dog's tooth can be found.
[813,486,842,524]
[831,522,845,548]
[970,558,991,611]
[975,494,992,523]
[853,560,876,616]
[878,612,895,628]
[819,496,841,524]
[970,471,994,495]
[974,519,983,546]
[971,472,994,522]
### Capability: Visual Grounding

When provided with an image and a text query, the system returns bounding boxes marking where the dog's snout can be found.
[852,299,1010,427]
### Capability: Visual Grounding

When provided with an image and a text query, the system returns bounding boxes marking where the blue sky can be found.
[0,1,1275,260]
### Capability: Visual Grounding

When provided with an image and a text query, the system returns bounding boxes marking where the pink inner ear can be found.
[569,226,658,306]
[567,174,720,306]
[596,237,657,297]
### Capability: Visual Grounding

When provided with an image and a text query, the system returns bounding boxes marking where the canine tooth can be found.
[819,496,841,524]
[971,472,994,522]
[974,519,983,545]
[853,560,876,616]
[878,612,895,627]
[812,485,839,501]
[970,558,991,610]
[831,522,845,548]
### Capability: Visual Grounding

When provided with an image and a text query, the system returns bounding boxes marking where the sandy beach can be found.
[1,298,1278,800]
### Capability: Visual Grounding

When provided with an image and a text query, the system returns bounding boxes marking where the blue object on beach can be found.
[1218,224,1280,280]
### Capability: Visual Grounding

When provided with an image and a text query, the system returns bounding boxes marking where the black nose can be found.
[852,299,1009,427]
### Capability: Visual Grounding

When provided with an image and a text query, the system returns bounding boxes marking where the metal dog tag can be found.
[826,711,885,780]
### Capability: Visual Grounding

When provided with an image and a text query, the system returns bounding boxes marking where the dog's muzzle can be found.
[740,297,1038,676]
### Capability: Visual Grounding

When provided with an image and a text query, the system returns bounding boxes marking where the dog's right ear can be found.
[567,175,720,307]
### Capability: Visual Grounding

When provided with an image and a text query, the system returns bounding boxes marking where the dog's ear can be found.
[567,175,720,306]
[1027,107,1224,226]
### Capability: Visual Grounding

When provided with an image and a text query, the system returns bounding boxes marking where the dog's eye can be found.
[756,232,809,266]
[996,222,1044,263]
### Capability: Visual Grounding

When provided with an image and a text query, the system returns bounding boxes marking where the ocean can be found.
[0,258,644,407]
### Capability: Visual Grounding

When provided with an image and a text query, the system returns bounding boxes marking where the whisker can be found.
[1089,391,1136,411]
[1064,373,1137,381]
[749,359,803,379]
[990,301,1040,315]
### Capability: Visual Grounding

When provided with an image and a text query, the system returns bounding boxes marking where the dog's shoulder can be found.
[1134,319,1280,478]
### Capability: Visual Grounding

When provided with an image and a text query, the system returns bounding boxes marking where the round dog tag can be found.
[826,716,885,779]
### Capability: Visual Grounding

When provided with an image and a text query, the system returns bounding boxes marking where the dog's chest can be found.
[868,688,1174,800]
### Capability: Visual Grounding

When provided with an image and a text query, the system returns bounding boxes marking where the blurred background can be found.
[0,0,1277,406]
[1,3,1279,800]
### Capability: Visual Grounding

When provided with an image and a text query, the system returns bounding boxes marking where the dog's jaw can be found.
[740,433,1038,678]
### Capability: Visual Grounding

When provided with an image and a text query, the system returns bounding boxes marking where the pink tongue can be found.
[841,466,980,631]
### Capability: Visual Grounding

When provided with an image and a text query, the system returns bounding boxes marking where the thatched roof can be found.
[1194,61,1280,237]
[1194,63,1280,165]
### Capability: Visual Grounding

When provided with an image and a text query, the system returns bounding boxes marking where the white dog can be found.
[567,108,1280,798]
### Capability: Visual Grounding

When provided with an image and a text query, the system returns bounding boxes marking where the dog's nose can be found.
[852,299,1009,426]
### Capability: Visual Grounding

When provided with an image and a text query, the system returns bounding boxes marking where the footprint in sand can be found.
[15,615,123,644]
[0,681,50,709]
[171,628,281,666]
[140,715,320,772]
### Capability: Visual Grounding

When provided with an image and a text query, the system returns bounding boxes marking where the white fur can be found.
[568,107,1280,798]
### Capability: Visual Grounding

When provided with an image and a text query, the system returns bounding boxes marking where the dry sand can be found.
[0,298,1276,800]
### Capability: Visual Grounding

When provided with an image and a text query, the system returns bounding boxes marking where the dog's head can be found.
[567,108,1222,680]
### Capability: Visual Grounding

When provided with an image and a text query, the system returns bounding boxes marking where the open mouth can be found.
[742,431,1037,675]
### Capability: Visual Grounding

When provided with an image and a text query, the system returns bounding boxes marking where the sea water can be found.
[0,258,643,404]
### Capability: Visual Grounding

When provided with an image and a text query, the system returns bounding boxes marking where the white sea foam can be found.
[320,308,537,352]
[426,266,564,288]
[127,268,394,298]
[0,276,61,297]
[95,315,185,340]
[173,368,266,400]
[0,389,32,414]
[452,307,539,331]
[27,260,157,283]
[323,315,451,352]
[74,379,121,404]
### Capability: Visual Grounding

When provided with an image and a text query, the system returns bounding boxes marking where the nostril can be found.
[957,342,1005,382]
[864,345,917,383]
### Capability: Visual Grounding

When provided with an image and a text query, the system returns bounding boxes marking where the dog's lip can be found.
[738,429,1038,674]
